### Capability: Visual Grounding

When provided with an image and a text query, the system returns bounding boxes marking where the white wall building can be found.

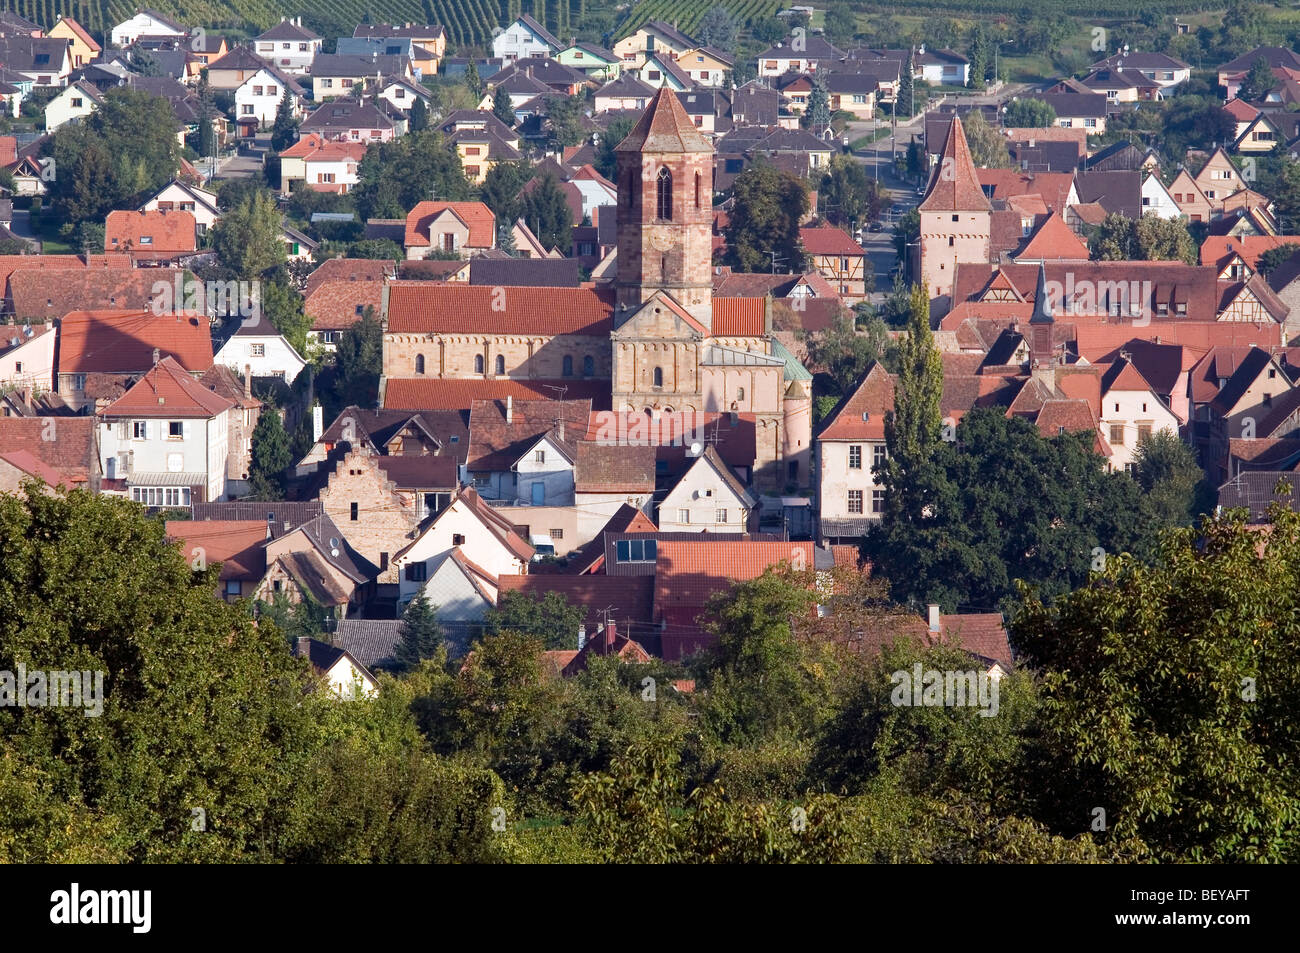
[110,12,186,47]
[214,319,307,384]
[656,447,753,533]
[492,15,561,63]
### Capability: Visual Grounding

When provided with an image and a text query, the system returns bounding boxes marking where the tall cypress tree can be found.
[395,593,444,670]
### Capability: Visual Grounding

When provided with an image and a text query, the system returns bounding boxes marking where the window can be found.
[948,236,954,247]
[350,502,359,521]
[453,533,466,546]
[1109,423,1125,445]
[474,354,485,374]
[133,421,147,439]
[1137,423,1152,442]
[253,86,263,96]
[71,97,82,108]
[656,167,672,220]
[139,236,153,245]
[952,214,959,223]
[873,445,887,468]
[648,70,661,81]
[616,539,657,562]
[268,86,277,96]
[563,355,574,377]
[583,355,594,376]
[225,580,241,597]
[495,354,505,375]
[653,366,664,388]
[1085,118,1097,128]
[736,386,745,401]
[695,170,702,208]
[168,421,183,440]
[848,446,862,469]
[872,490,884,513]
[443,233,456,253]
[550,528,563,540]
[241,104,254,115]
[678,509,690,524]
[848,490,864,514]
[716,509,728,523]
[249,343,265,357]
[342,78,353,87]
[535,450,546,463]
[405,562,427,582]
[415,354,425,374]
[466,166,481,178]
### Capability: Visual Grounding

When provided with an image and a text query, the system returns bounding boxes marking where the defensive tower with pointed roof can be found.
[918,116,992,308]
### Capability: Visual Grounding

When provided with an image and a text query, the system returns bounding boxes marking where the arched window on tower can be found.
[495,354,505,375]
[653,366,664,388]
[474,354,484,374]
[583,355,594,377]
[656,167,672,220]
[563,355,574,377]
[695,171,702,209]
[626,170,636,207]
[661,253,669,279]
[415,354,425,374]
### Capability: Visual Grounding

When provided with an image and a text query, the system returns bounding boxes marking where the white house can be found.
[815,363,893,543]
[98,357,232,504]
[511,429,576,506]
[914,47,970,86]
[0,324,55,392]
[377,76,432,113]
[301,141,365,194]
[43,79,102,131]
[253,17,321,74]
[756,36,844,77]
[293,638,378,699]
[140,180,221,236]
[214,317,307,384]
[233,65,303,128]
[1139,173,1182,221]
[657,446,754,533]
[392,487,533,609]
[110,10,186,47]
[406,547,498,627]
[492,14,561,63]
[1100,357,1181,474]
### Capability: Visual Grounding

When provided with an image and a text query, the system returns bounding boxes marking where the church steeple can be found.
[613,88,715,324]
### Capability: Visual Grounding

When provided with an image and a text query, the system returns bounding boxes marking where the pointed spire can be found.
[1030,263,1054,324]
[918,115,992,213]
[614,86,712,154]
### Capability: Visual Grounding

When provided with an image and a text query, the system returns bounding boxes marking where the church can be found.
[379,88,812,490]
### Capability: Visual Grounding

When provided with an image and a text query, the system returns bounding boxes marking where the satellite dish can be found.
[330,549,340,557]
[689,441,703,456]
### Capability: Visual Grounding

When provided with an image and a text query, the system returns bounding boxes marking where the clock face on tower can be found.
[648,230,675,253]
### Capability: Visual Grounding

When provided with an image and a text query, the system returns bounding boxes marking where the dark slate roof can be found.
[1217,470,1300,521]
[334,619,406,669]
[191,500,324,539]
[1026,92,1107,119]
[467,257,581,287]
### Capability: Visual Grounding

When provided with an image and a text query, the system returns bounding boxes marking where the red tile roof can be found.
[1201,234,1300,271]
[304,257,396,296]
[614,86,712,154]
[819,363,894,440]
[800,225,862,256]
[1015,211,1090,261]
[919,116,991,213]
[166,520,268,580]
[386,282,614,335]
[404,201,495,249]
[466,397,591,471]
[57,309,213,374]
[10,267,184,321]
[280,133,326,158]
[711,296,766,335]
[573,440,657,492]
[497,574,656,641]
[305,279,384,331]
[977,169,1073,212]
[0,417,97,485]
[383,377,611,411]
[103,356,236,418]
[104,210,197,254]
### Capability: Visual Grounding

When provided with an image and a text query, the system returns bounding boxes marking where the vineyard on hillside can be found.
[613,0,784,39]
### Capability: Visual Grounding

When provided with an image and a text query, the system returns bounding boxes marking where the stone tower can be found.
[918,115,991,310]
[613,87,715,325]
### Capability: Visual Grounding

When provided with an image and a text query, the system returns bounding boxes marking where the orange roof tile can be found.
[404,201,495,248]
[0,417,97,484]
[819,363,894,440]
[103,356,235,417]
[279,133,326,158]
[305,279,385,331]
[614,86,712,154]
[919,117,991,213]
[386,283,614,334]
[58,309,213,374]
[711,296,766,335]
[104,210,196,254]
[166,520,268,580]
[383,377,611,411]
[800,225,862,256]
[304,257,395,296]
[1015,211,1090,261]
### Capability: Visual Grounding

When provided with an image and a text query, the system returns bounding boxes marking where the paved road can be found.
[8,208,40,251]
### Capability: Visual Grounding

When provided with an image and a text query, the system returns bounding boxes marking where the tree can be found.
[898,50,915,117]
[967,24,991,90]
[696,6,739,52]
[893,208,919,278]
[483,590,585,650]
[270,93,299,152]
[1258,242,1300,276]
[824,6,858,46]
[1002,98,1056,128]
[1133,431,1212,528]
[1014,508,1300,861]
[408,96,428,132]
[211,190,287,279]
[248,408,292,499]
[394,593,444,670]
[325,310,383,419]
[491,84,515,127]
[479,159,532,228]
[961,112,1012,168]
[802,74,831,131]
[196,75,217,158]
[1238,56,1276,102]
[352,130,472,220]
[545,94,585,148]
[521,173,574,253]
[724,160,809,273]
[891,282,943,464]
[594,115,634,180]
[818,154,887,228]
[865,407,1153,613]
[261,279,312,356]
[464,62,482,99]
[1133,214,1197,263]
[801,310,896,394]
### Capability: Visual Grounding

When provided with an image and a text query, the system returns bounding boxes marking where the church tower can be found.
[613,87,714,325]
[918,115,991,311]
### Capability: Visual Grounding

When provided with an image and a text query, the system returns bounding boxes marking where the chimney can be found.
[505,394,513,423]
[928,604,940,633]
[600,622,617,654]
[576,624,586,650]
[295,635,311,658]
[313,404,324,442]
[152,346,160,365]
[244,364,252,398]
[556,417,565,442]
[266,513,274,541]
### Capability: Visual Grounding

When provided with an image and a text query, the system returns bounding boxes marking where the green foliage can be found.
[408,96,428,132]
[1239,56,1277,102]
[353,130,471,220]
[248,408,291,500]
[484,590,585,650]
[522,174,575,254]
[801,310,896,396]
[1014,508,1300,861]
[270,93,300,152]
[724,159,809,273]
[394,594,444,671]
[818,154,888,229]
[544,94,586,149]
[479,159,533,228]
[255,590,328,644]
[1133,430,1213,529]
[1091,212,1197,263]
[1257,242,1300,276]
[492,84,516,127]
[892,208,920,279]
[595,115,634,180]
[211,190,288,279]
[324,310,383,420]
[261,278,312,356]
[824,6,858,45]
[48,89,181,226]
[1003,97,1056,128]
[961,112,1012,169]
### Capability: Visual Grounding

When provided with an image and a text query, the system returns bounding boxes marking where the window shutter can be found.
[142,421,149,440]
[183,420,192,440]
